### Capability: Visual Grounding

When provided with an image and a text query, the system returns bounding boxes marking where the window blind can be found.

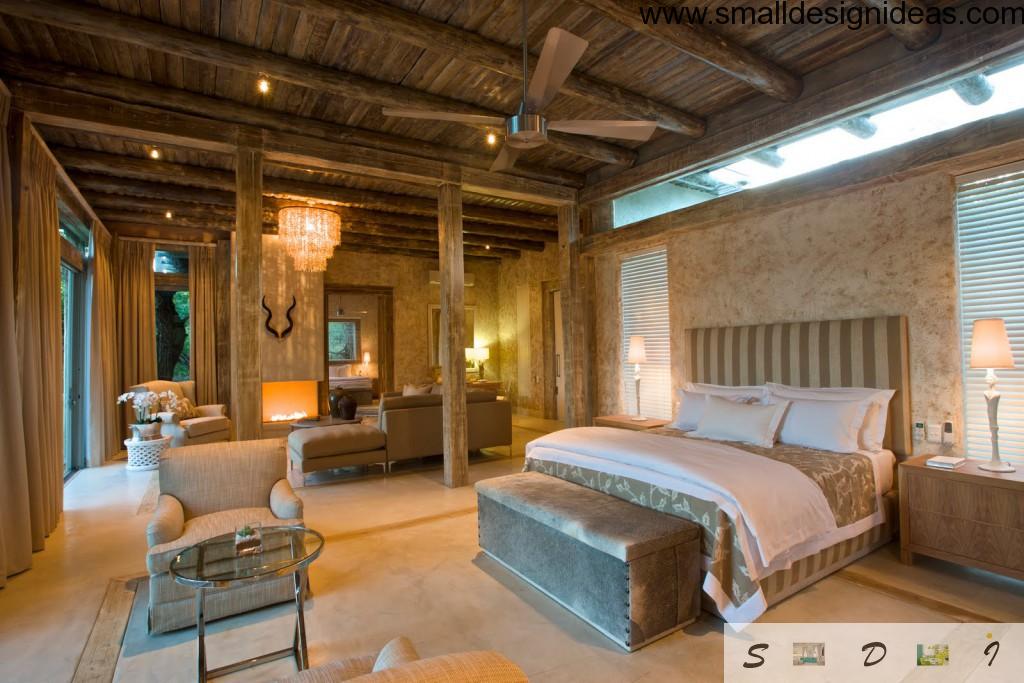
[955,164,1024,465]
[620,249,672,419]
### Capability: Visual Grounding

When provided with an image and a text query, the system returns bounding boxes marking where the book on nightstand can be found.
[925,455,967,470]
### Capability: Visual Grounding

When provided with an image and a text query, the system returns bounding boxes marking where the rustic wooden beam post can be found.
[559,198,590,427]
[438,166,468,488]
[230,131,263,439]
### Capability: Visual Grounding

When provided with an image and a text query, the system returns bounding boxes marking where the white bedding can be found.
[524,427,893,622]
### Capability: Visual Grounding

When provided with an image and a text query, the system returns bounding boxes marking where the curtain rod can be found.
[116,235,217,248]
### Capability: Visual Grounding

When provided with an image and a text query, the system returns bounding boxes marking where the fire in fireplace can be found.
[262,380,318,423]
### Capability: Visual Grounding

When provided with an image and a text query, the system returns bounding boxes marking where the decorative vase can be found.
[339,392,357,420]
[328,388,345,418]
[132,422,161,441]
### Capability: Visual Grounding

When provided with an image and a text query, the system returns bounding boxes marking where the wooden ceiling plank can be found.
[575,0,802,102]
[271,0,705,137]
[0,0,632,165]
[858,0,940,51]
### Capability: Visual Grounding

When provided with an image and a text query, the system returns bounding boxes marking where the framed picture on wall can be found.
[327,319,361,363]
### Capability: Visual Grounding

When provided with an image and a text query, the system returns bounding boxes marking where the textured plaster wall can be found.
[322,251,499,389]
[261,235,324,382]
[498,243,560,416]
[595,172,966,445]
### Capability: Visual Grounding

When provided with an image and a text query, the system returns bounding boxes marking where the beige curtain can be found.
[85,223,118,467]
[0,90,33,586]
[14,120,64,556]
[114,239,156,404]
[189,246,217,405]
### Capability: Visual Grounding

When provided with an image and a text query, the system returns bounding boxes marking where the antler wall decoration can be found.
[261,296,297,339]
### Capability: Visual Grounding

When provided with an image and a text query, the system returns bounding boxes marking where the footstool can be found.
[287,424,387,485]
[476,472,701,651]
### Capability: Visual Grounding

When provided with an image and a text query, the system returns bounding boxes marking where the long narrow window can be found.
[955,163,1024,465]
[620,249,671,419]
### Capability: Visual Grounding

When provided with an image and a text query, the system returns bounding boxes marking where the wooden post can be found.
[438,166,468,488]
[230,132,263,440]
[559,200,590,427]
[214,239,232,407]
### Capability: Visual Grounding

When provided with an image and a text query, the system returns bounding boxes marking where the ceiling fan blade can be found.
[547,120,658,142]
[525,28,588,113]
[382,108,505,127]
[489,144,522,173]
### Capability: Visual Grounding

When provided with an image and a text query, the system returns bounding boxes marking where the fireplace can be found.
[262,380,319,423]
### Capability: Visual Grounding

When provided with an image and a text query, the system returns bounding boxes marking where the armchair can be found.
[146,439,302,633]
[131,379,232,447]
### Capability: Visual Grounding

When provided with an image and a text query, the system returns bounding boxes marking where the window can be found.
[327,320,361,363]
[620,249,672,419]
[153,250,190,381]
[615,58,1024,228]
[955,163,1024,465]
[59,202,88,477]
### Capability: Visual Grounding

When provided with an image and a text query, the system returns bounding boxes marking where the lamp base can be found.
[979,460,1016,473]
[630,416,647,422]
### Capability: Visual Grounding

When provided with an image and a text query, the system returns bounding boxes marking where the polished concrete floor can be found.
[1,417,1021,682]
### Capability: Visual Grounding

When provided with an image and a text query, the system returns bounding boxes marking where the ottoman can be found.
[476,472,701,651]
[287,424,387,485]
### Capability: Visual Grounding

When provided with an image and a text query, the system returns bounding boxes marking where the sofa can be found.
[146,439,302,633]
[378,390,512,464]
[131,379,232,447]
[275,636,528,683]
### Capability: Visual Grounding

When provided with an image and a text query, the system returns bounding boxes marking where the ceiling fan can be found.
[382,1,658,173]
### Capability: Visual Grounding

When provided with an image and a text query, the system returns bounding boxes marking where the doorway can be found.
[60,255,85,477]
[322,285,395,410]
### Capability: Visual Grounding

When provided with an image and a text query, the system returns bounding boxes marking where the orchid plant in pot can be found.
[117,391,163,441]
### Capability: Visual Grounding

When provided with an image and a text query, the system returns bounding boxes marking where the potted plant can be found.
[117,391,163,441]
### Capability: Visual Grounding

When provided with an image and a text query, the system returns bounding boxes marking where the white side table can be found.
[124,435,172,471]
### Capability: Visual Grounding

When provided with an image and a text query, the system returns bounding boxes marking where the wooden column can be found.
[559,200,590,427]
[230,133,263,439]
[214,238,232,406]
[438,167,468,488]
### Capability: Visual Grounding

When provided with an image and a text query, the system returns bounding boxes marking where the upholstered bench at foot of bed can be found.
[476,472,701,652]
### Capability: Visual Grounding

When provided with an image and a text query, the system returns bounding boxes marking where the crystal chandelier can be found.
[277,206,342,272]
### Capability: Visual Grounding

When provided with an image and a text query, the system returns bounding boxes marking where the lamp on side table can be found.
[627,335,647,421]
[970,318,1016,472]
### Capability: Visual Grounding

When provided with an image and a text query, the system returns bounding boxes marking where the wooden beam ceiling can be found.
[859,0,941,50]
[0,53,582,188]
[582,13,1024,203]
[10,81,576,206]
[271,0,705,137]
[0,0,634,167]
[574,0,803,101]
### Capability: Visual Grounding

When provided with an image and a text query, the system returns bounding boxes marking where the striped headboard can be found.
[685,316,912,457]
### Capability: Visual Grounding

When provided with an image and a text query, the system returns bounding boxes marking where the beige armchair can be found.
[146,439,303,633]
[275,636,528,683]
[131,379,232,447]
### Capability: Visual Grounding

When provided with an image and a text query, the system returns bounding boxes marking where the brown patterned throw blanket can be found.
[524,428,879,622]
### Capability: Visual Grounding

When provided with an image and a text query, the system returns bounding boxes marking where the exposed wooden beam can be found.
[581,105,1024,255]
[106,221,227,244]
[0,0,633,166]
[51,147,558,229]
[859,1,941,50]
[12,81,576,206]
[0,53,582,188]
[582,13,1024,204]
[272,0,705,137]
[336,242,500,262]
[575,0,802,101]
[558,201,591,427]
[70,173,236,207]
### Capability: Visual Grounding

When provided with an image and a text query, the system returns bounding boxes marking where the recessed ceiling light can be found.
[486,132,497,146]
[165,211,173,219]
[485,244,491,250]
[149,148,161,159]
[257,77,270,94]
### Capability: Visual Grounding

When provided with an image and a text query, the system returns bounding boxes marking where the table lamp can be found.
[360,351,370,376]
[970,318,1016,472]
[627,336,647,421]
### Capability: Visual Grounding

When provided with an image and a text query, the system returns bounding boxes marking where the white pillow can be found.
[691,395,789,448]
[766,383,895,452]
[774,396,871,453]
[671,387,762,431]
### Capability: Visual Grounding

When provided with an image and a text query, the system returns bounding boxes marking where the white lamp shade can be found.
[627,336,647,364]
[362,351,371,365]
[476,346,490,361]
[970,318,1014,369]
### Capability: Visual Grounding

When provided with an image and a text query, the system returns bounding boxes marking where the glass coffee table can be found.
[170,525,324,682]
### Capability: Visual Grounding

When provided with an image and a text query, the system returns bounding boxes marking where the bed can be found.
[525,316,911,623]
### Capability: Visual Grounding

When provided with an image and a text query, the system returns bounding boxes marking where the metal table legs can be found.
[194,570,309,682]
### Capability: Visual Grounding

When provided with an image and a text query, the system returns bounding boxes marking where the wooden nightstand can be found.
[593,415,670,431]
[898,454,1024,580]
